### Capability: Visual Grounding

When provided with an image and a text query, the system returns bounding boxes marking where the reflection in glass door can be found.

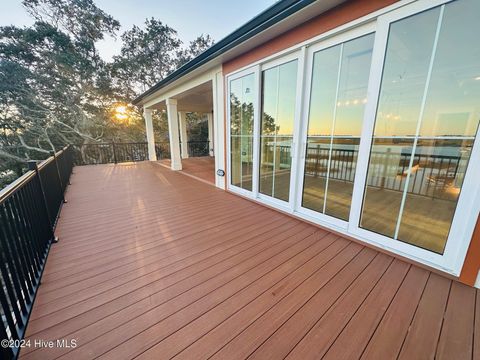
[301,34,374,221]
[230,73,255,191]
[360,0,480,254]
[259,60,298,202]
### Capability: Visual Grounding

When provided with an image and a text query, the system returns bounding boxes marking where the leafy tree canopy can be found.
[0,0,214,186]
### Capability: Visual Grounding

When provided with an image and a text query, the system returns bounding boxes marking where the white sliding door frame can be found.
[295,23,376,231]
[256,50,304,212]
[349,0,480,275]
[226,66,260,199]
[225,0,480,276]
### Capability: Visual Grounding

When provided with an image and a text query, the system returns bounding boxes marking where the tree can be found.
[111,20,214,144]
[111,20,213,98]
[176,34,214,68]
[0,0,215,187]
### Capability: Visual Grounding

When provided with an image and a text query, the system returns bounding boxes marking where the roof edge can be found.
[132,0,316,105]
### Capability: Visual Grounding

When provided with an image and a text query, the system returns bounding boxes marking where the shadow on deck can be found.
[158,156,215,185]
[20,162,479,360]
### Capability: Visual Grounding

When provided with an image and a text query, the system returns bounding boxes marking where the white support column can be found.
[143,108,157,161]
[166,98,182,170]
[178,111,189,159]
[212,70,225,189]
[207,112,214,157]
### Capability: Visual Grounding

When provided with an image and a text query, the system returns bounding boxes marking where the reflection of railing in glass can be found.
[263,143,464,200]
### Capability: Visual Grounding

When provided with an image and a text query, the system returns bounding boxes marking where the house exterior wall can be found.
[222,0,398,75]
[220,0,480,286]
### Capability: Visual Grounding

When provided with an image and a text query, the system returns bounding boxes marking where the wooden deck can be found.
[20,162,479,360]
[159,156,215,184]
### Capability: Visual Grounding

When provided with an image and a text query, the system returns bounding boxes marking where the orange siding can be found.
[222,0,398,76]
[460,217,480,286]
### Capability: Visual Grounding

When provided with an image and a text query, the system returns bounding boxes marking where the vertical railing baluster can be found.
[0,146,73,359]
[28,161,56,243]
[0,207,31,301]
[112,141,118,164]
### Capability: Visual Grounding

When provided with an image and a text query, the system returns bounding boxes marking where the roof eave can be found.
[132,0,317,106]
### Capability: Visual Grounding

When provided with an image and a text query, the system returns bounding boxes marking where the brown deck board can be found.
[22,220,304,359]
[218,245,375,360]
[91,228,328,360]
[436,281,476,360]
[36,211,284,298]
[321,259,410,360]
[19,162,477,360]
[398,273,451,360]
[33,210,285,307]
[159,156,215,184]
[360,266,429,359]
[284,253,393,360]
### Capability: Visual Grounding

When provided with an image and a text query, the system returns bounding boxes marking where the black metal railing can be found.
[73,142,171,166]
[266,144,463,200]
[0,146,73,359]
[155,142,170,160]
[185,141,210,157]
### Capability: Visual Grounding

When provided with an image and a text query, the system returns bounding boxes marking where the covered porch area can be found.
[141,67,225,189]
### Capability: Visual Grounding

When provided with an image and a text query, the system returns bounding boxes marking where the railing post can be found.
[381,148,391,189]
[28,161,58,243]
[112,141,118,164]
[315,145,320,177]
[50,150,66,203]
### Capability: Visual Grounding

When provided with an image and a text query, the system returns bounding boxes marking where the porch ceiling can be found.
[149,80,213,113]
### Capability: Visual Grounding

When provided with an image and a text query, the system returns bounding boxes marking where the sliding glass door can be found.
[229,72,256,192]
[358,0,480,256]
[259,59,298,203]
[227,0,480,273]
[299,33,375,223]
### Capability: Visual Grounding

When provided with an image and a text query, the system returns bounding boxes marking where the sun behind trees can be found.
[0,0,214,187]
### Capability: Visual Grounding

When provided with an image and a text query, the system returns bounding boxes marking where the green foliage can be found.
[0,0,214,186]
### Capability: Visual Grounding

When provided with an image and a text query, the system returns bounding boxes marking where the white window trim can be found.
[225,0,480,277]
[294,23,376,231]
[256,50,303,209]
[349,0,480,275]
[226,66,260,198]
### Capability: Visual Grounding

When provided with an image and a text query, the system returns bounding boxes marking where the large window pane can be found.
[397,139,473,253]
[302,33,374,221]
[373,8,440,137]
[259,60,298,202]
[361,139,414,238]
[230,74,255,191]
[419,0,480,137]
[360,0,480,254]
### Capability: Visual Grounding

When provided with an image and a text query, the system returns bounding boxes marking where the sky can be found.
[1,0,277,61]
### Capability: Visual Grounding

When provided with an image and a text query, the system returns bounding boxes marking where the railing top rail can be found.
[0,145,70,203]
[0,170,36,203]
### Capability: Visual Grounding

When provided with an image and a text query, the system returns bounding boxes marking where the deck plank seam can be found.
[37,215,290,298]
[34,217,299,307]
[395,271,432,360]
[216,243,368,360]
[95,229,329,359]
[433,280,454,358]
[299,257,400,360]
[25,222,313,345]
[167,235,349,359]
